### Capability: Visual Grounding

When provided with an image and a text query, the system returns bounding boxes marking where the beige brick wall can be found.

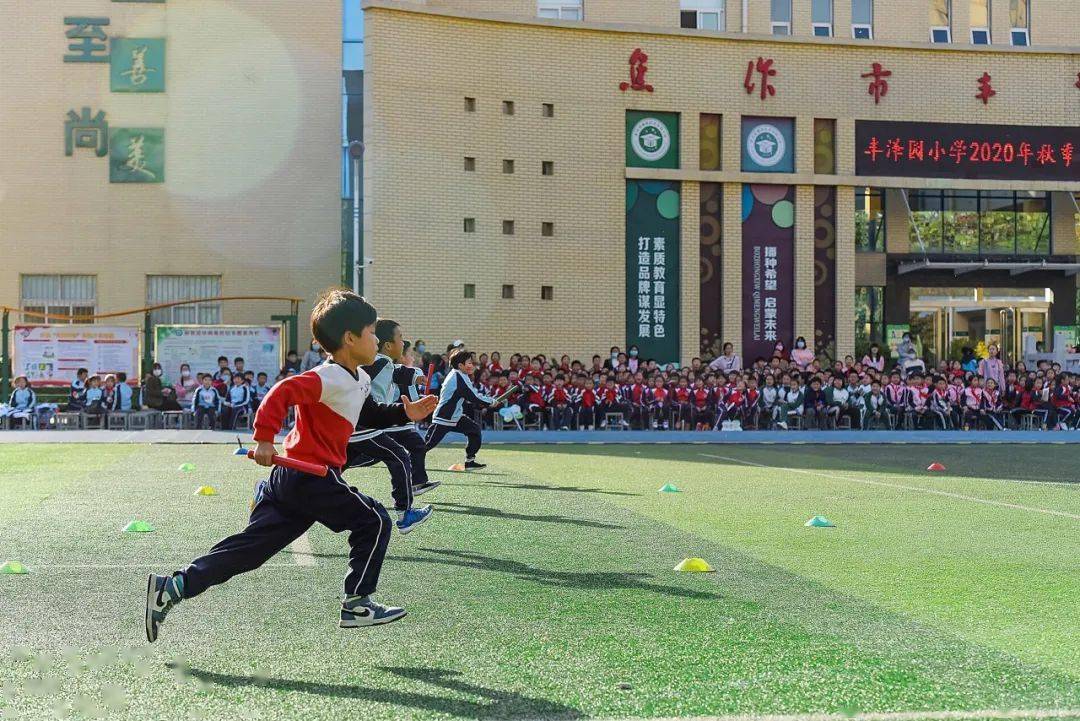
[364,2,1078,361]
[0,1,341,346]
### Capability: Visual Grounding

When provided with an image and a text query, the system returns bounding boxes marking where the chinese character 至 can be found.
[1036,144,1056,165]
[863,136,883,161]
[744,57,777,100]
[64,107,108,157]
[861,62,892,104]
[975,72,996,105]
[619,48,654,93]
[64,17,110,63]
[122,133,157,180]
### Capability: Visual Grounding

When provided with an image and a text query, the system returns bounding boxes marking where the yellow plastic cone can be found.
[448,463,466,472]
[194,485,218,496]
[674,557,714,573]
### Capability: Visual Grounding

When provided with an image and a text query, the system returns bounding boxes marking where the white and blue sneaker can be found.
[395,505,433,534]
[145,573,184,643]
[411,480,441,497]
[339,596,407,628]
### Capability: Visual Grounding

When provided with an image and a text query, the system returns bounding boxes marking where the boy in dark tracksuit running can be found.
[144,290,437,643]
[425,350,500,469]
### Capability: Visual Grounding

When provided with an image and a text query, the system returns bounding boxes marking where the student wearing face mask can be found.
[300,340,325,372]
[603,346,621,372]
[174,364,198,403]
[142,364,166,410]
[626,345,640,373]
[790,337,815,371]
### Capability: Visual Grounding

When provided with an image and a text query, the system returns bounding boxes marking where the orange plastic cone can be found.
[927,462,946,472]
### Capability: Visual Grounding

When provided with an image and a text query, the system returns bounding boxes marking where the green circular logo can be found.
[631,118,671,162]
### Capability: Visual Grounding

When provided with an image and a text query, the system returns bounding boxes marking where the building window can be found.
[503,159,515,174]
[537,0,582,20]
[502,100,515,115]
[464,218,476,232]
[1010,0,1029,45]
[21,274,96,324]
[541,286,554,301]
[464,97,476,112]
[811,0,833,36]
[855,187,885,252]
[342,0,364,71]
[771,0,792,34]
[680,0,725,30]
[146,275,222,326]
[464,156,476,171]
[542,221,554,236]
[464,283,475,299]
[855,286,885,354]
[851,0,873,38]
[970,0,990,44]
[906,189,1049,256]
[930,0,952,42]
[542,103,554,117]
[502,284,515,299]
[502,220,515,235]
[541,160,554,175]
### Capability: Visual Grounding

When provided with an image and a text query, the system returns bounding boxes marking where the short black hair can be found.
[375,319,400,351]
[117,372,127,382]
[234,357,244,364]
[310,288,377,353]
[217,356,228,363]
[77,368,88,376]
[257,372,267,379]
[449,349,473,369]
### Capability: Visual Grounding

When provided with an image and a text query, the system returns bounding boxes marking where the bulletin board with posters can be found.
[13,325,140,387]
[154,325,283,379]
[885,324,911,359]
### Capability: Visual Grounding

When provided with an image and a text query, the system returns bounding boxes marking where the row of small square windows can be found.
[463,219,555,236]
[464,284,555,301]
[465,98,554,117]
[465,157,555,175]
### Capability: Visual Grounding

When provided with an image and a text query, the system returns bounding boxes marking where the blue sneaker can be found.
[339,596,407,628]
[145,573,184,643]
[395,505,433,535]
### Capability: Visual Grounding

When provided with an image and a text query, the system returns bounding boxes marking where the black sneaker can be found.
[412,480,442,497]
[464,460,486,470]
[145,573,184,643]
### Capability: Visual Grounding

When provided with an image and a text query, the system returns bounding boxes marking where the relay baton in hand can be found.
[245,450,328,477]
[491,383,523,407]
[424,362,436,394]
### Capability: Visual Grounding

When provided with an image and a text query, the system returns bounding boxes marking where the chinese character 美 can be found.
[653,251,665,266]
[764,246,777,258]
[638,251,651,266]
[654,325,666,338]
[639,323,651,338]
[1036,144,1056,165]
[638,309,652,324]
[638,295,651,309]
[638,280,650,294]
[653,266,666,281]
[619,48,654,93]
[121,44,157,86]
[64,17,110,63]
[122,133,157,179]
[861,62,892,104]
[1063,143,1074,168]
[863,137,882,161]
[886,138,904,162]
[975,72,996,105]
[653,237,665,251]
[65,107,108,157]
[638,236,650,251]
[744,57,777,100]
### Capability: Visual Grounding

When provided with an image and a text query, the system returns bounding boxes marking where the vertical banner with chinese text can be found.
[626,180,681,363]
[742,184,794,361]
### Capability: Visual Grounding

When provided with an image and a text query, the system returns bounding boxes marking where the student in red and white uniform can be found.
[691,378,714,431]
[646,376,670,429]
[546,375,573,430]
[907,374,930,429]
[981,379,1005,430]
[626,373,650,430]
[961,375,983,430]
[596,377,627,428]
[671,377,693,430]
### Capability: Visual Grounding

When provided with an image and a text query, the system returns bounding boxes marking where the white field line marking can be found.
[25,563,302,570]
[289,531,316,566]
[700,454,1080,521]
[600,709,1080,721]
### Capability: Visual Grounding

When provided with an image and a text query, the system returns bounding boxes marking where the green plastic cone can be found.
[178,463,195,472]
[0,560,29,575]
[658,484,681,493]
[805,515,835,528]
[123,519,155,533]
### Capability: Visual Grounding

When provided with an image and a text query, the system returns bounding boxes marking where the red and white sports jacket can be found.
[253,361,405,470]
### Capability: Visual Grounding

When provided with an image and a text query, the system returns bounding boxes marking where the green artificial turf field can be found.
[1,442,1078,721]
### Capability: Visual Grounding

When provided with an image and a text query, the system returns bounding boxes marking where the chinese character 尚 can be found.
[975,72,996,105]
[861,62,892,104]
[64,107,108,157]
[744,57,777,100]
[122,133,156,180]
[64,17,110,63]
[619,48,654,93]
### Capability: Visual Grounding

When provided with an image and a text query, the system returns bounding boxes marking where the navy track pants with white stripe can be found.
[180,465,391,599]
[344,435,413,511]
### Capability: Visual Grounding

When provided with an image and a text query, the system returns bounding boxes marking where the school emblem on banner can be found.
[630,118,671,163]
[625,111,680,169]
[741,117,795,173]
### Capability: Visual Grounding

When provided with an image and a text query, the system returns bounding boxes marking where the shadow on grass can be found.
[170,664,581,719]
[476,480,640,497]
[388,547,724,601]
[437,502,625,529]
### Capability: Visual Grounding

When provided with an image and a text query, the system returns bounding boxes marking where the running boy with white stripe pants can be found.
[144,290,437,643]
[424,350,498,470]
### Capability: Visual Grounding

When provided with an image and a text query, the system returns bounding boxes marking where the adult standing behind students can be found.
[862,343,885,372]
[978,344,1005,389]
[709,342,742,373]
[790,337,815,371]
[300,340,325,372]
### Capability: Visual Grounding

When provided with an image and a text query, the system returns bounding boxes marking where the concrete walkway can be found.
[1,429,1077,445]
